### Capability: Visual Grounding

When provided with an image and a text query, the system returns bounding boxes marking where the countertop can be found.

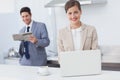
[4,56,59,66]
[0,64,120,80]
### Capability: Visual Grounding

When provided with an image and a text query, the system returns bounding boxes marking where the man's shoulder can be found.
[33,21,45,25]
[33,21,47,30]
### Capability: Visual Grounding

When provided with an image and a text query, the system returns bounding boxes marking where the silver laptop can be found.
[59,50,101,77]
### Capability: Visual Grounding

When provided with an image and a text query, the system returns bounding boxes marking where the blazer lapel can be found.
[31,21,36,32]
[22,27,26,33]
[80,24,87,50]
[66,27,75,51]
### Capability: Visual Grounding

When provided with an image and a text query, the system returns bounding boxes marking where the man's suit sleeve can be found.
[35,23,50,47]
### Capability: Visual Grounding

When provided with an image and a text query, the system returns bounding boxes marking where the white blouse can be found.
[71,27,82,50]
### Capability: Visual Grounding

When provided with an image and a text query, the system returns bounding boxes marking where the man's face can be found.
[21,12,31,25]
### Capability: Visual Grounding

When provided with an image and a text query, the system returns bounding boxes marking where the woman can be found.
[57,0,98,53]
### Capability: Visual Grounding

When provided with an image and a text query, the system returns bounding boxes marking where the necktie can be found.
[24,26,30,59]
[27,26,30,32]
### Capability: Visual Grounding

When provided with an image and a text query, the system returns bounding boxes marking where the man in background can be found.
[19,7,50,66]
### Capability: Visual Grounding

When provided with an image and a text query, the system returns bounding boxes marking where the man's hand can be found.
[29,35,38,44]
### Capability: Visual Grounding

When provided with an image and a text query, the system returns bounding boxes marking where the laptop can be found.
[59,50,101,77]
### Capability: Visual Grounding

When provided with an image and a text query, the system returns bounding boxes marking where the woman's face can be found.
[66,5,82,25]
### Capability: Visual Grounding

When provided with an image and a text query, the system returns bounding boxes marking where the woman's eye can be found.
[68,12,72,15]
[74,11,78,14]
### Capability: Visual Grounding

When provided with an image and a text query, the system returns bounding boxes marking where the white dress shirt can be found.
[25,20,33,32]
[71,27,82,50]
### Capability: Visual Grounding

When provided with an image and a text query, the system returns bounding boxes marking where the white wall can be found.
[15,0,57,56]
[55,0,120,46]
[0,0,57,56]
[0,13,19,56]
[0,0,120,57]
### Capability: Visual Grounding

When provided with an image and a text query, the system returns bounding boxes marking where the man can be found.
[19,7,50,66]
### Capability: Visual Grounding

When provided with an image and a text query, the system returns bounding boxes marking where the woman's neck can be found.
[70,21,81,29]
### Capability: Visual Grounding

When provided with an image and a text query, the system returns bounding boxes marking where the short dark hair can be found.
[20,7,31,15]
[65,0,81,13]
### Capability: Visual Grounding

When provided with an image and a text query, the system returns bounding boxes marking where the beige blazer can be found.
[57,23,98,53]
